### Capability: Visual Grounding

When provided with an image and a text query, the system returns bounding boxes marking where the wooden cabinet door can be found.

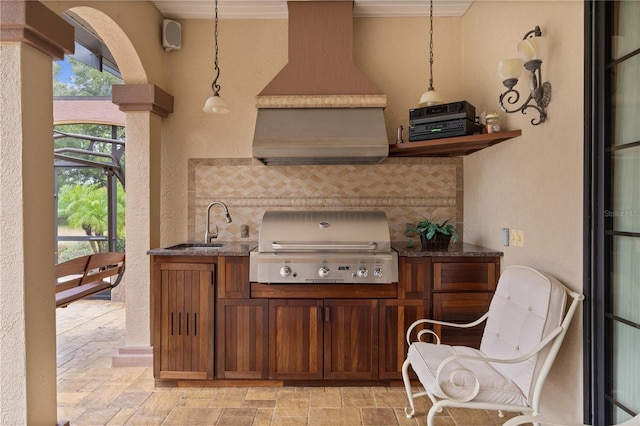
[217,256,250,299]
[433,292,493,348]
[378,299,428,379]
[156,262,215,380]
[398,256,431,299]
[217,299,269,379]
[324,299,379,380]
[269,299,324,380]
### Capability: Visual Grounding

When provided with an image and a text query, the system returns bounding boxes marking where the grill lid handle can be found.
[271,242,378,252]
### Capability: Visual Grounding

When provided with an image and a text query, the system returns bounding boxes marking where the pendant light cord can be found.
[211,0,221,95]
[428,0,435,91]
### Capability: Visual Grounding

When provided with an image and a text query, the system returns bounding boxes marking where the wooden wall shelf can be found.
[388,129,522,157]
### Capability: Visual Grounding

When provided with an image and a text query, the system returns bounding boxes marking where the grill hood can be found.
[253,1,389,165]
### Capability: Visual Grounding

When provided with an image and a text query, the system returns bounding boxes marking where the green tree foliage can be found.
[53,57,122,96]
[58,182,125,253]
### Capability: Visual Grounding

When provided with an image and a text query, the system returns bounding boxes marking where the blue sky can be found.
[55,57,74,83]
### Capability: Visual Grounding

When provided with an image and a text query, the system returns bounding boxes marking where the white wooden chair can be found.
[401,265,584,426]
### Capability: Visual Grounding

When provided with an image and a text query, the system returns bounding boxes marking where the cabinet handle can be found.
[170,312,174,336]
[186,312,189,336]
[178,312,182,335]
[194,312,197,336]
[324,306,330,322]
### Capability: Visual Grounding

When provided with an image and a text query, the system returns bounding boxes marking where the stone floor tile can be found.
[243,399,277,408]
[374,389,414,407]
[109,391,153,409]
[252,408,274,426]
[246,386,280,400]
[308,407,361,425]
[393,407,420,426]
[274,390,310,417]
[309,390,342,408]
[72,407,121,425]
[160,407,223,425]
[361,407,399,425]
[446,407,496,425]
[106,407,137,425]
[76,384,130,408]
[271,415,309,425]
[57,391,90,406]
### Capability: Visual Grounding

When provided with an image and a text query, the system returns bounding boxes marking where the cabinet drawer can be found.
[433,260,498,292]
[433,292,493,348]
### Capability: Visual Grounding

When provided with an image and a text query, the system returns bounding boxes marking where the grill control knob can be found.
[318,266,330,278]
[373,268,383,278]
[357,267,368,278]
[280,266,292,277]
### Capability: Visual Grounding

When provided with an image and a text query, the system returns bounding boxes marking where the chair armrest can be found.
[432,325,564,402]
[405,313,489,345]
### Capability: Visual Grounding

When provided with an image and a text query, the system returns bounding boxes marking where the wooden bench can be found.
[56,252,125,308]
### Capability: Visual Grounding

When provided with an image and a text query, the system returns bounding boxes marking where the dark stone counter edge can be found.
[147,241,257,257]
[392,242,504,257]
[148,241,502,258]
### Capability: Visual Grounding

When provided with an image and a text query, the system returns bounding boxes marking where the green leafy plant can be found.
[413,218,459,242]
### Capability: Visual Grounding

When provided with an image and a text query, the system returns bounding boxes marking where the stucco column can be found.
[0,1,73,424]
[112,84,173,367]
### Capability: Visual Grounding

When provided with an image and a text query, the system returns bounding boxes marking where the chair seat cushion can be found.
[408,342,528,407]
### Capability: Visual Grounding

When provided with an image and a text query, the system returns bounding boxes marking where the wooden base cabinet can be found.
[216,299,269,379]
[153,259,215,380]
[378,299,429,379]
[151,252,501,384]
[432,257,499,348]
[268,299,379,380]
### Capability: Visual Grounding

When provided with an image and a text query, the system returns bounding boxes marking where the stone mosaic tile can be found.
[188,157,461,242]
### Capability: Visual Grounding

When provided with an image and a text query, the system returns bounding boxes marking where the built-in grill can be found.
[249,210,398,284]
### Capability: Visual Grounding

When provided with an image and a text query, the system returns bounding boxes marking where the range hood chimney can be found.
[253,1,389,165]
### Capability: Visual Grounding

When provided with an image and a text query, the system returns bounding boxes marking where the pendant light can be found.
[418,0,443,107]
[203,0,229,114]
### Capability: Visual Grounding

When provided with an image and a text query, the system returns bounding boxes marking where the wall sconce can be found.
[497,26,551,125]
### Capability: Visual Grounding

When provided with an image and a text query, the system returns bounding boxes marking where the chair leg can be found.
[427,403,439,426]
[402,358,416,418]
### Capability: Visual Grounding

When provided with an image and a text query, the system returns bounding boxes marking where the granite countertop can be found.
[147,241,257,257]
[392,241,504,257]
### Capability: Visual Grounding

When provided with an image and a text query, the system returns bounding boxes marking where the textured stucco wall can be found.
[0,42,58,425]
[462,1,585,423]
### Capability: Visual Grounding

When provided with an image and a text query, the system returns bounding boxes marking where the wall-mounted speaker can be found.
[162,19,181,52]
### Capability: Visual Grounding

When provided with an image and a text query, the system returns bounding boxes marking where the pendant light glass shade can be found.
[203,94,229,114]
[419,88,443,107]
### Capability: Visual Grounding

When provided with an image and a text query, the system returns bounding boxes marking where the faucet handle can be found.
[205,225,219,243]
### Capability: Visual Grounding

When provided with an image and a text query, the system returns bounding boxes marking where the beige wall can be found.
[462,1,584,423]
[160,16,465,244]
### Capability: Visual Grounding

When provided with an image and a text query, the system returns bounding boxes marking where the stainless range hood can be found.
[253,1,389,165]
[253,107,387,165]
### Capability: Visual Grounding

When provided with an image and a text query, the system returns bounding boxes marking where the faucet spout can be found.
[205,201,232,243]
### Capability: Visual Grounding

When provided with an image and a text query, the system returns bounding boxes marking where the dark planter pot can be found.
[420,233,452,250]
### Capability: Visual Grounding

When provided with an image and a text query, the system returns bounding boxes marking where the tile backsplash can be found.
[188,157,462,243]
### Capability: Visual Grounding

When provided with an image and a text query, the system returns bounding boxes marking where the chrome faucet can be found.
[205,201,232,243]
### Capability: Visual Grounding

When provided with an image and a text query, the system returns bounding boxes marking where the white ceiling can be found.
[151,0,474,20]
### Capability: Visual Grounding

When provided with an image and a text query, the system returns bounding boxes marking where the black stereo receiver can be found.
[409,100,476,124]
[409,118,484,142]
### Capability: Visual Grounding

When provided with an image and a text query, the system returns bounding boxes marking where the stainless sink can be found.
[165,243,224,250]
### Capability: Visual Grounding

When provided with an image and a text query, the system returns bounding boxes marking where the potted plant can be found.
[412,218,459,250]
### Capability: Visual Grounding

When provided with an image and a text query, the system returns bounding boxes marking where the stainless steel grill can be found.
[249,210,398,284]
